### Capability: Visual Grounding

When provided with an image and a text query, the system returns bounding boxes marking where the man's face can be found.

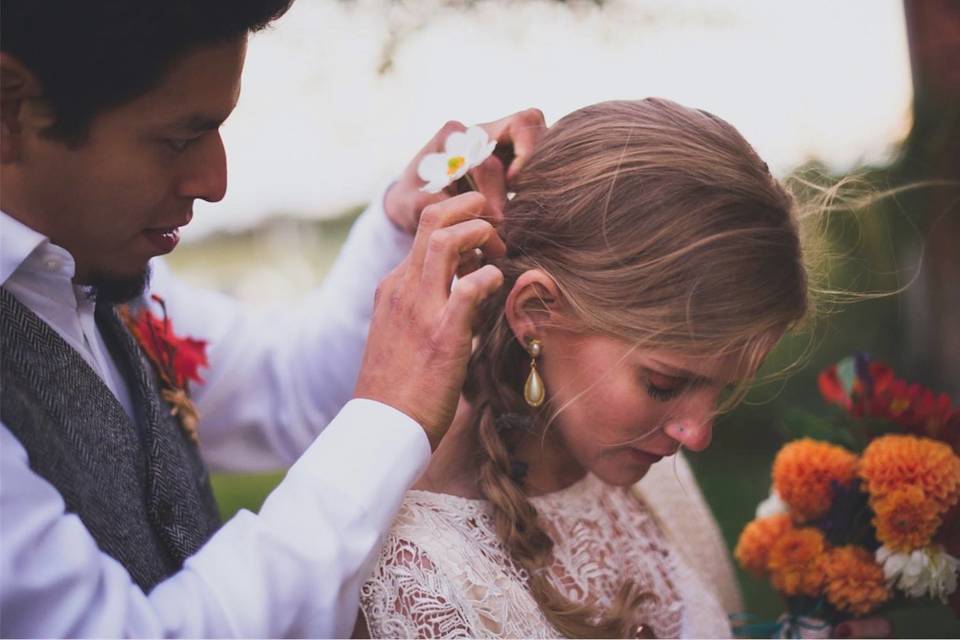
[15,37,247,291]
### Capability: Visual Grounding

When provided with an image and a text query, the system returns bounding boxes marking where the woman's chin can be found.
[592,463,653,488]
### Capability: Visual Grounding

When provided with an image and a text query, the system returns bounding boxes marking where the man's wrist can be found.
[382,180,415,235]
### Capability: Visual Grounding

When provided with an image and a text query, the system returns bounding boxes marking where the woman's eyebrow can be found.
[645,360,714,386]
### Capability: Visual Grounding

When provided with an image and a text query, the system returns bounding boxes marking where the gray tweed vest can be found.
[0,287,221,592]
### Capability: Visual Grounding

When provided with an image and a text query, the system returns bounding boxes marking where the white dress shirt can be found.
[0,196,432,637]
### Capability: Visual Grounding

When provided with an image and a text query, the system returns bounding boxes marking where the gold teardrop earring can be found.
[524,338,545,408]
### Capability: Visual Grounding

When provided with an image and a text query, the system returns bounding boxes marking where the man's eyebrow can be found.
[168,114,226,132]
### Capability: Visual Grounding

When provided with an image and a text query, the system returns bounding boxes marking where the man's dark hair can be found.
[1,0,295,144]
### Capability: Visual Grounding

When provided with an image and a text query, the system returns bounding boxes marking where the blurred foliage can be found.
[211,471,285,520]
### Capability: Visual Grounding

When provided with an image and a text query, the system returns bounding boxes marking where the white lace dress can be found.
[360,473,733,638]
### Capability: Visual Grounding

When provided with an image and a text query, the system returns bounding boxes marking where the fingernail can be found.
[834,622,851,638]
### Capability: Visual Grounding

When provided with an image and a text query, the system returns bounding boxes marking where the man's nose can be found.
[176,132,227,203]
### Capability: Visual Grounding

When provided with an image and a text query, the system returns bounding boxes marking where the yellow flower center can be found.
[447,155,466,176]
[890,396,910,415]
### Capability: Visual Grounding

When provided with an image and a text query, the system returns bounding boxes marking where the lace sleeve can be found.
[360,535,475,639]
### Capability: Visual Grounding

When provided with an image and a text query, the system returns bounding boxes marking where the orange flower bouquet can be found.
[734,354,960,637]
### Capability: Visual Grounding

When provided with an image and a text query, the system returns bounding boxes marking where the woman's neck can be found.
[413,398,588,498]
[511,422,588,495]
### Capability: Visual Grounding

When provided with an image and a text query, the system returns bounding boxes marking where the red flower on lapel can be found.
[121,294,209,443]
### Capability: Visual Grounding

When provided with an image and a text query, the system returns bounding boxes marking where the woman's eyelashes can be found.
[643,371,690,402]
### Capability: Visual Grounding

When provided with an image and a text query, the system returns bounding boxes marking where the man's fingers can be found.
[479,108,546,181]
[421,218,505,297]
[407,192,488,279]
[469,154,507,225]
[456,248,484,279]
[504,108,546,180]
[442,264,504,335]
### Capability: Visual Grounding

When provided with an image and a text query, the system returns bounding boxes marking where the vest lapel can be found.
[96,302,221,565]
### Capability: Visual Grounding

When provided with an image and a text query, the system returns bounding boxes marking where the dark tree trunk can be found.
[901,0,960,394]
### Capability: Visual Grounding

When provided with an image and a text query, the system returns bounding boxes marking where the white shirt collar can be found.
[0,210,76,286]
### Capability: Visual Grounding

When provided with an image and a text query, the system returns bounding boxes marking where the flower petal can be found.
[417,152,451,183]
[461,127,496,166]
[465,140,497,169]
[756,490,789,519]
[419,178,450,194]
[444,130,473,157]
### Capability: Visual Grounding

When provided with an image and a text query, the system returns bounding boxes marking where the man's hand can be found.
[833,617,892,638]
[476,107,546,182]
[384,108,546,234]
[354,192,506,449]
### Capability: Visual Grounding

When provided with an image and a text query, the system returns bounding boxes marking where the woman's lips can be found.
[143,227,181,254]
[626,448,664,465]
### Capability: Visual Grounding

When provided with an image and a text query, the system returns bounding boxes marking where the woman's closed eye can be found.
[644,371,690,402]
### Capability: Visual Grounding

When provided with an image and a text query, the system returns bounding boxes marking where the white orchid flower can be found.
[755,489,789,519]
[876,544,960,602]
[417,126,497,194]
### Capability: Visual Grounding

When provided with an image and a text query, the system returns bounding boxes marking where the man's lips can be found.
[142,226,182,254]
[142,214,192,254]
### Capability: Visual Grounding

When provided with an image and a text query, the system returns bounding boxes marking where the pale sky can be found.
[188,0,912,241]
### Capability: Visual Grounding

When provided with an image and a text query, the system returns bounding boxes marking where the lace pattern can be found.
[360,473,732,638]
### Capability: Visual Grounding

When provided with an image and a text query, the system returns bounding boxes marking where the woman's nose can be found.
[662,415,714,451]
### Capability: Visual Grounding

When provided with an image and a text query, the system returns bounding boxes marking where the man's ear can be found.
[504,268,563,348]
[1,53,45,163]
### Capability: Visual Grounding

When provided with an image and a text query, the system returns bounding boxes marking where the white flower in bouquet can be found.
[417,126,497,194]
[876,544,960,602]
[756,489,789,519]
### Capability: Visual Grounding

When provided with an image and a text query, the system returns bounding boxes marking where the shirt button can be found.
[43,257,61,271]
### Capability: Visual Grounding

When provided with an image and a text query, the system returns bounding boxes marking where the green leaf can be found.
[779,408,859,449]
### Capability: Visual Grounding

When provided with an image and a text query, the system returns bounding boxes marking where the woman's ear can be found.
[504,268,563,348]
[1,53,46,164]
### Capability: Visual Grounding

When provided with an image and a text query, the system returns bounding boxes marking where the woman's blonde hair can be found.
[463,98,809,637]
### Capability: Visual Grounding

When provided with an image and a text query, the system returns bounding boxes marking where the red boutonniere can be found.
[120,294,209,444]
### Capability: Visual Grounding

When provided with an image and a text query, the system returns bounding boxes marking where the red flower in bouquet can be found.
[121,295,209,443]
[817,359,894,414]
[819,355,960,451]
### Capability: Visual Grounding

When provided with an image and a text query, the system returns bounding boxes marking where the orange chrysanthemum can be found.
[823,546,891,616]
[768,527,827,597]
[735,513,794,576]
[872,485,943,551]
[773,439,858,521]
[859,435,960,513]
